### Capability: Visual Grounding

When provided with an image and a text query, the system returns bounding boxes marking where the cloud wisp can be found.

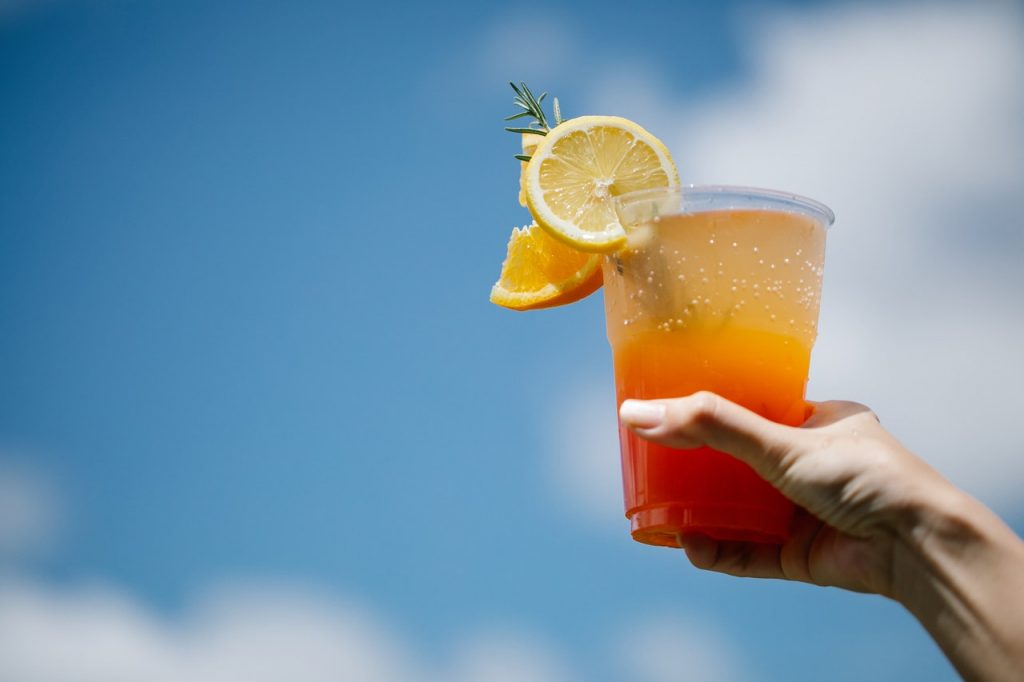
[0,462,62,560]
[0,451,750,682]
[0,578,756,682]
[0,580,540,682]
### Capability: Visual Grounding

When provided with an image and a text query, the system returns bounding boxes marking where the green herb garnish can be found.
[504,81,564,161]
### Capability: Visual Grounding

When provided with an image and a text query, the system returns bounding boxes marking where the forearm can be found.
[895,486,1024,681]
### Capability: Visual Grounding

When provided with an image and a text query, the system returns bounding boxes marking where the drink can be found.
[603,187,832,546]
[487,92,835,547]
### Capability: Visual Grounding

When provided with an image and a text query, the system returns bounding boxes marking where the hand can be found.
[621,392,1024,680]
[618,393,955,598]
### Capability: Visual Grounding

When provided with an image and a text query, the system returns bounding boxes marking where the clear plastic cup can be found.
[604,185,834,547]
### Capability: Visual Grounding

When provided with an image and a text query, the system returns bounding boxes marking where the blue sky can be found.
[1,1,1022,680]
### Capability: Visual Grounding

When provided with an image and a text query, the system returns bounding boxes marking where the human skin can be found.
[619,394,1024,682]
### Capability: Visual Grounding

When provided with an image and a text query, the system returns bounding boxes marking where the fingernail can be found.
[619,400,666,429]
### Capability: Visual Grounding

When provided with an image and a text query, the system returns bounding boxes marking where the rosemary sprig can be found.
[504,81,564,161]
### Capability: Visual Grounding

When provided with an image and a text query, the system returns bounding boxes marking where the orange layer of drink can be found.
[603,187,832,546]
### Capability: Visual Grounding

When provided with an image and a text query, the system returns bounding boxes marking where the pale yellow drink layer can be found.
[603,209,827,348]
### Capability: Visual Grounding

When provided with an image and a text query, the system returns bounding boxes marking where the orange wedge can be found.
[490,222,603,311]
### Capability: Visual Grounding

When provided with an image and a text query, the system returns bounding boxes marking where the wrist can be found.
[893,480,1024,680]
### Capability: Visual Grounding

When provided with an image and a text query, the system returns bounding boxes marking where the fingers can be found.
[681,517,876,592]
[680,513,825,586]
[679,534,785,580]
[619,392,801,482]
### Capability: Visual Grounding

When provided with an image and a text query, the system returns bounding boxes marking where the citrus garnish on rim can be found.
[489,222,603,311]
[524,115,679,253]
[490,81,680,311]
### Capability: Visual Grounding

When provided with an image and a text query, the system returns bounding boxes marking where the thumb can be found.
[619,391,800,482]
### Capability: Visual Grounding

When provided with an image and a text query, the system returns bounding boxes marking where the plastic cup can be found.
[603,185,833,547]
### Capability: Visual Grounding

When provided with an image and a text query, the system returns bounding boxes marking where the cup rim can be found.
[614,184,835,227]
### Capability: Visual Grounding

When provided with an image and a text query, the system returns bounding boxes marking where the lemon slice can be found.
[519,132,544,207]
[523,116,679,253]
[490,222,603,311]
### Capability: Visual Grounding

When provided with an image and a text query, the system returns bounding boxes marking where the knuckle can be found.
[764,442,803,487]
[842,401,881,423]
[736,543,755,571]
[689,391,721,425]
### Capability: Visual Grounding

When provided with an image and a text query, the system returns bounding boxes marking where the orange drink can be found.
[604,187,832,546]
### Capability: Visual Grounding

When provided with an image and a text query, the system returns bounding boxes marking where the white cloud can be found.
[422,8,581,119]
[664,1,1024,261]
[0,579,583,682]
[545,377,623,528]
[550,1,1024,515]
[0,462,62,559]
[613,614,748,682]
[445,629,577,682]
[0,581,412,682]
[0,579,754,682]
[473,12,579,87]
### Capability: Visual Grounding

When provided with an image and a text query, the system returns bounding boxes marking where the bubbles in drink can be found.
[603,209,827,346]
